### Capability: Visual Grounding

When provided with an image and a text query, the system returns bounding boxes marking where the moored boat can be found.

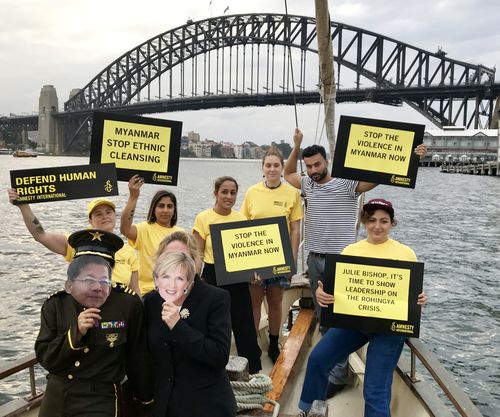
[12,150,39,158]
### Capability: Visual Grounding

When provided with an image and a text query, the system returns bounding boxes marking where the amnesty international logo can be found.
[390,322,415,334]
[273,265,291,275]
[104,180,114,193]
[390,175,411,186]
[152,173,173,184]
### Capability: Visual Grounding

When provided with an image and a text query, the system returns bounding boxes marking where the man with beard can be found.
[284,127,426,397]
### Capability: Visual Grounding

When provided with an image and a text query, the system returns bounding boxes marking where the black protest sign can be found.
[211,216,295,286]
[320,254,424,337]
[332,115,424,188]
[90,111,182,185]
[10,163,118,204]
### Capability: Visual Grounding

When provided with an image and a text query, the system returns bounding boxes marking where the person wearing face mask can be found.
[143,251,236,417]
[296,199,428,417]
[7,189,140,294]
[193,176,262,374]
[35,229,153,417]
[120,174,184,296]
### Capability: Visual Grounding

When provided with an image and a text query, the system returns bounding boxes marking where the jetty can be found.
[440,161,500,176]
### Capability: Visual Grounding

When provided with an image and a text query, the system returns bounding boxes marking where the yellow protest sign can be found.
[321,254,424,337]
[344,124,414,175]
[90,112,182,185]
[333,262,410,320]
[332,116,424,188]
[101,119,171,172]
[221,223,285,272]
[211,216,295,286]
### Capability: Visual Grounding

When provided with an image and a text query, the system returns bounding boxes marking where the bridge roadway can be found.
[6,82,500,127]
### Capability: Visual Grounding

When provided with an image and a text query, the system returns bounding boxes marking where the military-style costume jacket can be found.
[35,283,153,417]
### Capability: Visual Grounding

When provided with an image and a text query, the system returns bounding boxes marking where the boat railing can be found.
[403,338,483,417]
[0,353,43,417]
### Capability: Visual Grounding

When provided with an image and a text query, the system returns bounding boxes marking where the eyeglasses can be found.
[74,277,112,288]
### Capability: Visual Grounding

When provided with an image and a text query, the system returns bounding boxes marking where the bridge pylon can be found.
[38,85,61,154]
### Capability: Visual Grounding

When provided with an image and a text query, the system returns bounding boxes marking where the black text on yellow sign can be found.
[321,254,424,337]
[332,115,424,189]
[90,112,182,185]
[10,163,118,204]
[333,262,410,320]
[211,216,295,286]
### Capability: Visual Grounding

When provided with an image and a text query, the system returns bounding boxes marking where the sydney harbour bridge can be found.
[1,13,499,154]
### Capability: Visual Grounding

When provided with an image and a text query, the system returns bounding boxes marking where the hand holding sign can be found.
[128,174,145,198]
[414,143,427,159]
[316,281,334,307]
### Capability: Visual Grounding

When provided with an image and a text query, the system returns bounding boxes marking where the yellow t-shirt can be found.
[193,208,246,264]
[65,242,139,286]
[341,238,417,262]
[240,181,303,229]
[128,222,184,294]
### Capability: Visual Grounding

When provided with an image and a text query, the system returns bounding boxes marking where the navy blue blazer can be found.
[144,278,236,417]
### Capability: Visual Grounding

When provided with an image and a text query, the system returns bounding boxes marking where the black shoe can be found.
[326,382,346,399]
[268,334,280,363]
[267,341,280,363]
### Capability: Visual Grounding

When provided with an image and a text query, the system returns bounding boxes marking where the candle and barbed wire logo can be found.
[104,180,114,193]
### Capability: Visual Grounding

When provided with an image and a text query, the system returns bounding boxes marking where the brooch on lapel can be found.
[179,308,190,319]
[106,333,118,347]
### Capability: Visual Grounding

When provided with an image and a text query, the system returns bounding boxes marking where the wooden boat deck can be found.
[0,280,485,417]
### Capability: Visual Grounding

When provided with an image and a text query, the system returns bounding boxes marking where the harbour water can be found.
[0,155,499,416]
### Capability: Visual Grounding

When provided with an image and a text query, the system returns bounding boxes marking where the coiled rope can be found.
[230,373,279,415]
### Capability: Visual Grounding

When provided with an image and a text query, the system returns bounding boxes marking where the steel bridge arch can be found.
[64,13,496,128]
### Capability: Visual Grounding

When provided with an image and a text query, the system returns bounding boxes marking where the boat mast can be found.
[314,0,336,159]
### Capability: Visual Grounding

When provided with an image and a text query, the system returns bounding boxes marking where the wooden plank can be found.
[264,308,316,412]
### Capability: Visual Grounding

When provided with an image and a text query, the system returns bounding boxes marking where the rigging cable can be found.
[284,0,299,128]
[283,0,304,174]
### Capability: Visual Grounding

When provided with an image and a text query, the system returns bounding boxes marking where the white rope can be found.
[230,373,277,413]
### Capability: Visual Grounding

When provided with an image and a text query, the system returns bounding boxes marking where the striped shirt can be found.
[301,176,360,254]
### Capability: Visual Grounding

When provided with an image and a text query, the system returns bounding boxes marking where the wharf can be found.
[440,161,500,176]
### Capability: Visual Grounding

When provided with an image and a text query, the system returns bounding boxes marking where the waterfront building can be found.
[423,127,498,163]
[190,141,212,158]
[187,130,200,142]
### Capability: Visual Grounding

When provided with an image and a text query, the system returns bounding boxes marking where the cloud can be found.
[0,0,498,146]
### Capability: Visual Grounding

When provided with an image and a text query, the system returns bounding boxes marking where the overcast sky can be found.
[1,0,499,146]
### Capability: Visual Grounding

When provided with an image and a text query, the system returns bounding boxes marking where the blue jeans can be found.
[299,328,405,417]
[307,253,348,385]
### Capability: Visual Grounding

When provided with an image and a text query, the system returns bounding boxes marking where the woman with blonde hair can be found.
[144,251,236,417]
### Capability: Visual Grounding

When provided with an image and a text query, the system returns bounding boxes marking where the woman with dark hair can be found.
[121,174,184,295]
[193,176,262,374]
[240,146,303,363]
[297,198,428,417]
